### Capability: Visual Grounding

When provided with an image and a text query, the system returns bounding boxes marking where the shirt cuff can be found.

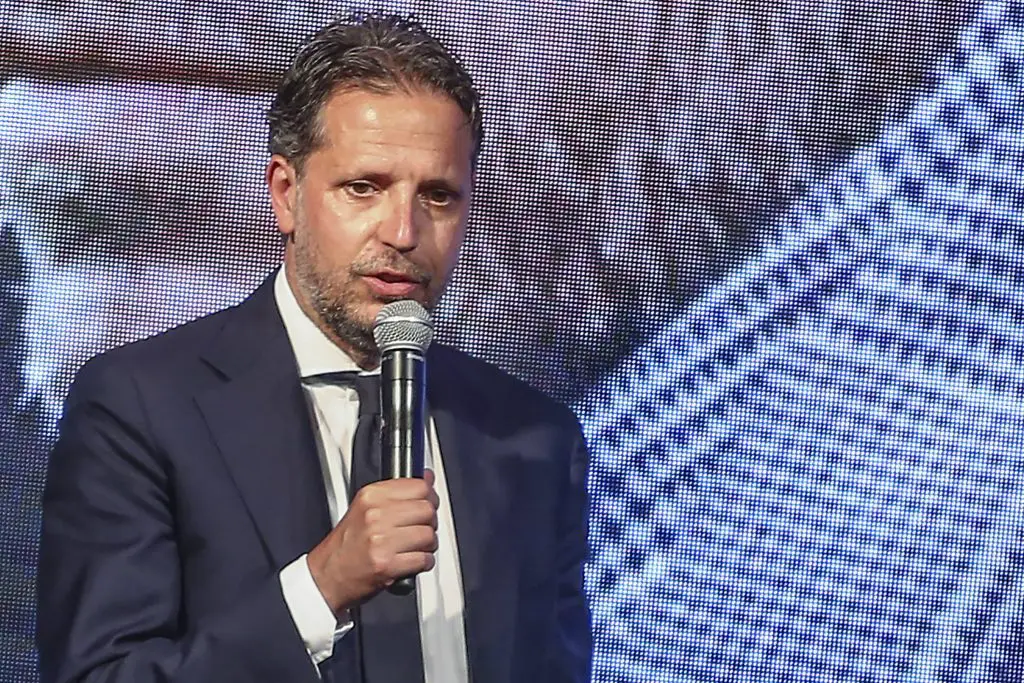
[280,553,354,664]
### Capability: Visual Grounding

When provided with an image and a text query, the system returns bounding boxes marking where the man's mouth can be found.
[370,270,423,284]
[360,270,427,298]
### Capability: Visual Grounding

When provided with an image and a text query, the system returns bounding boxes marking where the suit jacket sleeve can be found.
[548,414,593,682]
[36,359,321,683]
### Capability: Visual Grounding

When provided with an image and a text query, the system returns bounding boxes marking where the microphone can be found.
[373,300,434,595]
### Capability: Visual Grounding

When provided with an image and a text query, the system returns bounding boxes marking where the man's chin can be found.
[350,297,414,329]
[341,281,436,334]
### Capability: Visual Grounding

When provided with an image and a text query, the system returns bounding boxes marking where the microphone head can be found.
[373,300,435,354]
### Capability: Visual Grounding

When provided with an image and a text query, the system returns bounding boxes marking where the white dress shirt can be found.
[274,267,469,682]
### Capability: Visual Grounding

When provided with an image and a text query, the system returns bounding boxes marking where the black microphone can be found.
[373,300,434,596]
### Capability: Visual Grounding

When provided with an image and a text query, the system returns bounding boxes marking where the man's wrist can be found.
[305,544,340,614]
[280,553,351,664]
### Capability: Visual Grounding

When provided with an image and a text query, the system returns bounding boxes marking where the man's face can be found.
[268,87,474,360]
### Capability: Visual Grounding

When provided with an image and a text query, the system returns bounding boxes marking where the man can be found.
[35,13,592,683]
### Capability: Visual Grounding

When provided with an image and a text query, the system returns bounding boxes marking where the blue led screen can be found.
[583,4,1024,679]
[0,1,1014,681]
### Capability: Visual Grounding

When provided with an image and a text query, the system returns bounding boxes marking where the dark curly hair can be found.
[267,12,483,175]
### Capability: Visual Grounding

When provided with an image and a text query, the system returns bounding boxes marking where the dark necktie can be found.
[347,373,426,683]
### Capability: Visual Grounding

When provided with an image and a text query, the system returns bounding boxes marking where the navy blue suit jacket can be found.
[36,276,592,683]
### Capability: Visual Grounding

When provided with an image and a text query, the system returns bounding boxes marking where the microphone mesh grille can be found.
[373,300,435,353]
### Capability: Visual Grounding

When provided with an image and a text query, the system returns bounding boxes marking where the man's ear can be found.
[266,155,299,239]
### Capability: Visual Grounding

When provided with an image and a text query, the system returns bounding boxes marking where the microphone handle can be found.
[380,349,426,596]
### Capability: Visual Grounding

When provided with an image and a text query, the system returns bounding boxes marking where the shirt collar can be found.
[273,265,372,378]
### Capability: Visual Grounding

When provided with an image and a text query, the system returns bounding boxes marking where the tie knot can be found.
[346,373,381,418]
[308,371,381,417]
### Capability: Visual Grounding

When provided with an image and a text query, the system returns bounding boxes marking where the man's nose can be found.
[377,193,422,253]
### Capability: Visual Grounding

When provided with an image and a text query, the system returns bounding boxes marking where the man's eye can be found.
[346,181,377,197]
[425,189,454,206]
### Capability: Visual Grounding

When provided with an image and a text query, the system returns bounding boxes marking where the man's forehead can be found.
[311,90,475,173]
[319,89,470,135]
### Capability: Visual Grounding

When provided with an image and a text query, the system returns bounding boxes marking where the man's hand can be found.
[307,469,439,614]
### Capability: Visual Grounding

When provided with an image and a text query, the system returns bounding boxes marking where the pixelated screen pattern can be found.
[2,1,1021,681]
[581,3,1024,681]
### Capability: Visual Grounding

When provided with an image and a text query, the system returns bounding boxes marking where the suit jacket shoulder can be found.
[429,343,582,436]
[69,278,279,396]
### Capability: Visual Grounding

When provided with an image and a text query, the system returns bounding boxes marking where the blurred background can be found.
[6,0,1022,680]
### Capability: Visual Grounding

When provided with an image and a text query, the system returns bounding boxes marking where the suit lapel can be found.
[195,276,331,569]
[429,350,517,683]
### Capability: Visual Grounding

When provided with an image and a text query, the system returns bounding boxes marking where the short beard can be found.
[290,221,438,369]
[292,230,381,367]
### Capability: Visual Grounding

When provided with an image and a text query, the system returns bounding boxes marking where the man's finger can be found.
[357,478,434,504]
[379,525,439,556]
[374,500,438,529]
[389,550,437,578]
